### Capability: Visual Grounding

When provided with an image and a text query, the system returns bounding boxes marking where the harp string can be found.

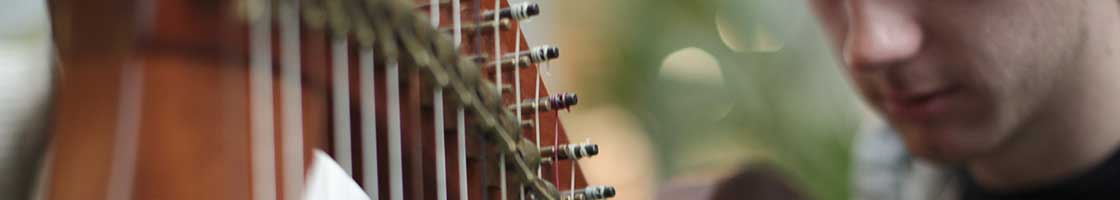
[279,0,305,199]
[512,2,523,199]
[360,45,379,199]
[249,0,278,199]
[331,35,354,176]
[493,0,508,199]
[387,59,403,200]
[453,0,468,199]
[430,1,450,200]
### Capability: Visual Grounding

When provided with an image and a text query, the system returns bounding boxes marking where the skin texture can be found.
[809,0,1120,191]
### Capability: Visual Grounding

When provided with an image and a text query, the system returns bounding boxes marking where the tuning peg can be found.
[541,143,599,161]
[506,45,559,63]
[508,93,577,114]
[441,18,511,33]
[561,186,617,200]
[487,45,560,70]
[482,2,541,21]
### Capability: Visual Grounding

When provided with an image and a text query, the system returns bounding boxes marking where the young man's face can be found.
[809,0,1090,162]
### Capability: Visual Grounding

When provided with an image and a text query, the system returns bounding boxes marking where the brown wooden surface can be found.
[295,20,332,200]
[47,0,590,199]
[48,0,332,199]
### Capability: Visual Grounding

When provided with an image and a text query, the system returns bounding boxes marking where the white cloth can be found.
[305,150,372,200]
[0,0,53,199]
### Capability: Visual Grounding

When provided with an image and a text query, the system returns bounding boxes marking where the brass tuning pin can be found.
[482,2,541,21]
[509,92,577,114]
[487,45,560,70]
[561,186,617,200]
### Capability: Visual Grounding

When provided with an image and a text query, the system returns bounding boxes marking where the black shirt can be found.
[960,147,1120,200]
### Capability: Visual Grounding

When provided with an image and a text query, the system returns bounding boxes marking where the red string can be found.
[553,112,561,188]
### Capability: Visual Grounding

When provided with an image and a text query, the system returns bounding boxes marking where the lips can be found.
[883,86,959,121]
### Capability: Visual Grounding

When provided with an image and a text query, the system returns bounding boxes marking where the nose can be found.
[843,1,923,72]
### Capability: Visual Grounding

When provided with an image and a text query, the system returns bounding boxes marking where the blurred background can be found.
[515,0,868,199]
[0,0,872,199]
[0,0,53,198]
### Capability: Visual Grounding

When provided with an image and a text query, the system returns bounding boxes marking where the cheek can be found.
[848,73,883,109]
[961,1,1082,125]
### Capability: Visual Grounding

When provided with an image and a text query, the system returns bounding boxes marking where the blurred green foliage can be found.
[595,0,864,199]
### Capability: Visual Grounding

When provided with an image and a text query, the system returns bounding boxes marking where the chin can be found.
[894,121,1003,164]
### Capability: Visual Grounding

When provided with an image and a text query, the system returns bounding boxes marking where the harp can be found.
[45,0,614,199]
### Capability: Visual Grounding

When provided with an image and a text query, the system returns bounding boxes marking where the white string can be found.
[280,0,305,199]
[493,0,507,199]
[431,3,449,200]
[332,37,354,176]
[453,0,467,199]
[503,0,542,160]
[569,158,576,199]
[249,0,277,199]
[435,87,448,200]
[493,0,503,98]
[514,12,522,148]
[430,0,439,27]
[359,48,379,199]
[500,155,507,200]
[514,13,526,200]
[541,58,553,77]
[387,61,404,200]
[569,139,588,199]
[453,0,462,46]
[456,107,467,200]
[534,57,542,179]
[536,59,550,192]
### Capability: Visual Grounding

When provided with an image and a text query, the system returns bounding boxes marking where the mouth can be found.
[883,86,960,121]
